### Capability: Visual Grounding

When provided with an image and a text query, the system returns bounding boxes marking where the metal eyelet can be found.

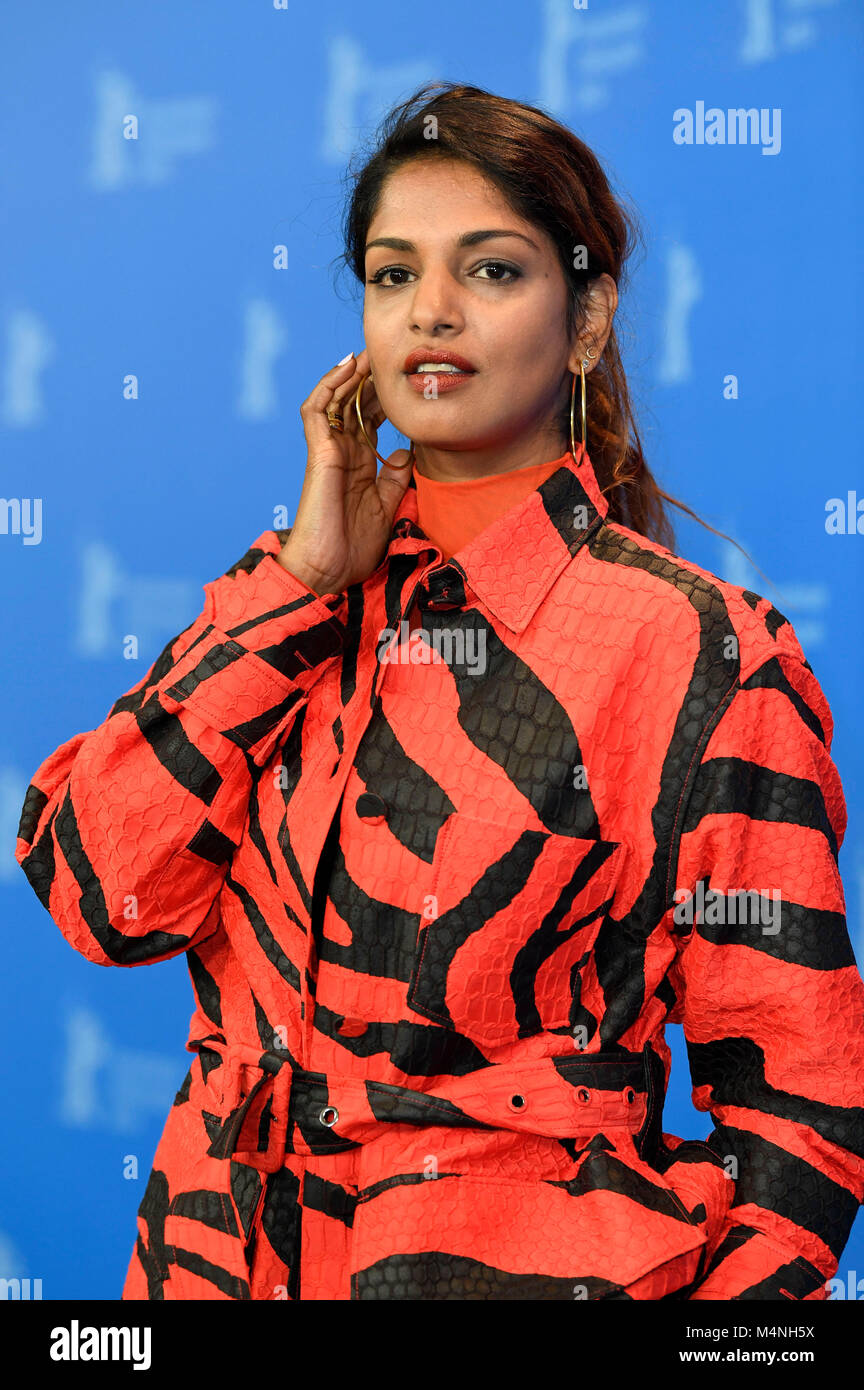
[624,1086,636,1104]
[319,1105,338,1127]
[508,1093,527,1111]
[575,1087,591,1103]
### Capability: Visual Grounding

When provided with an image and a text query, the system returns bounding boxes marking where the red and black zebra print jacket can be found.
[16,447,864,1301]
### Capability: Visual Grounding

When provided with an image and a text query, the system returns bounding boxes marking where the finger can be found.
[328,364,365,410]
[328,345,370,399]
[300,357,358,417]
[300,357,358,453]
[329,378,363,419]
[341,375,383,442]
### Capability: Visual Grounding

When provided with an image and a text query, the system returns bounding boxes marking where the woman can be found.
[16,81,864,1301]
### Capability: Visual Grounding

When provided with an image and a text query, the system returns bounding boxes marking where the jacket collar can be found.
[385,446,610,633]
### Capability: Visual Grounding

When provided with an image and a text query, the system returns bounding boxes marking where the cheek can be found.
[489,306,565,374]
[491,345,560,400]
[362,310,397,369]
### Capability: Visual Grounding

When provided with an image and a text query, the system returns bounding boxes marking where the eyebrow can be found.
[365,229,541,254]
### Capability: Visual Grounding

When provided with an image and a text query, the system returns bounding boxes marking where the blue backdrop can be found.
[2,0,861,1300]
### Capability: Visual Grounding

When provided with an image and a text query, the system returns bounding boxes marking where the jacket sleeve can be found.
[15,530,346,968]
[664,645,864,1300]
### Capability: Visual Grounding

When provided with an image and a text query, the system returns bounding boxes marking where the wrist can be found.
[275,547,340,598]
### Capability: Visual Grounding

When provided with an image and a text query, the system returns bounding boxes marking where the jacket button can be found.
[575,1087,591,1103]
[336,1017,368,1038]
[356,792,387,824]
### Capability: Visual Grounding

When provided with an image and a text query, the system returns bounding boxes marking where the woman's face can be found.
[362,157,614,476]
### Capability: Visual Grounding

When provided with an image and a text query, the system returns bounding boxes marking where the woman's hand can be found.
[277,347,414,596]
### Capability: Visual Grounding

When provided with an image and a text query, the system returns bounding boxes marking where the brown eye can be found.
[367,266,414,287]
[473,261,521,281]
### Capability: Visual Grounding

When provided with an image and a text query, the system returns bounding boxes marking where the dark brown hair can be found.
[337,80,754,564]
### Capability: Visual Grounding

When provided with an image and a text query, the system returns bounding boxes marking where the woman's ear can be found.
[568,273,618,373]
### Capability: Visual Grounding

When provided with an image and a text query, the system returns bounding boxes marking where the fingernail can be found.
[337,351,355,365]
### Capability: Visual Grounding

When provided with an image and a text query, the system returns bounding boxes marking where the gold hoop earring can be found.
[570,346,597,464]
[355,372,415,470]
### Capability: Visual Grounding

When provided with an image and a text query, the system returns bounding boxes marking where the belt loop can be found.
[217,1051,245,1113]
[206,1068,270,1162]
[206,1048,293,1173]
[239,1057,292,1173]
[636,1042,663,1163]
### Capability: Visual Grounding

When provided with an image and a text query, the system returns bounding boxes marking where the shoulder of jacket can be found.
[592,518,810,683]
[220,527,291,580]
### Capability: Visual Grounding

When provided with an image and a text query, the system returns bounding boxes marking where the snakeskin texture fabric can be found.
[16,448,864,1300]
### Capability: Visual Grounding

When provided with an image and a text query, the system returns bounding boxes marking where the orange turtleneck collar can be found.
[412,450,572,562]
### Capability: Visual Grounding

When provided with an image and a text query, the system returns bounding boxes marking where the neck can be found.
[412,431,570,482]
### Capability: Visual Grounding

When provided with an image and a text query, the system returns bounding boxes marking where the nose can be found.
[408,264,464,334]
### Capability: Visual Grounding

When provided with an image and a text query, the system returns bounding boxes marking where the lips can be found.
[403,349,477,374]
